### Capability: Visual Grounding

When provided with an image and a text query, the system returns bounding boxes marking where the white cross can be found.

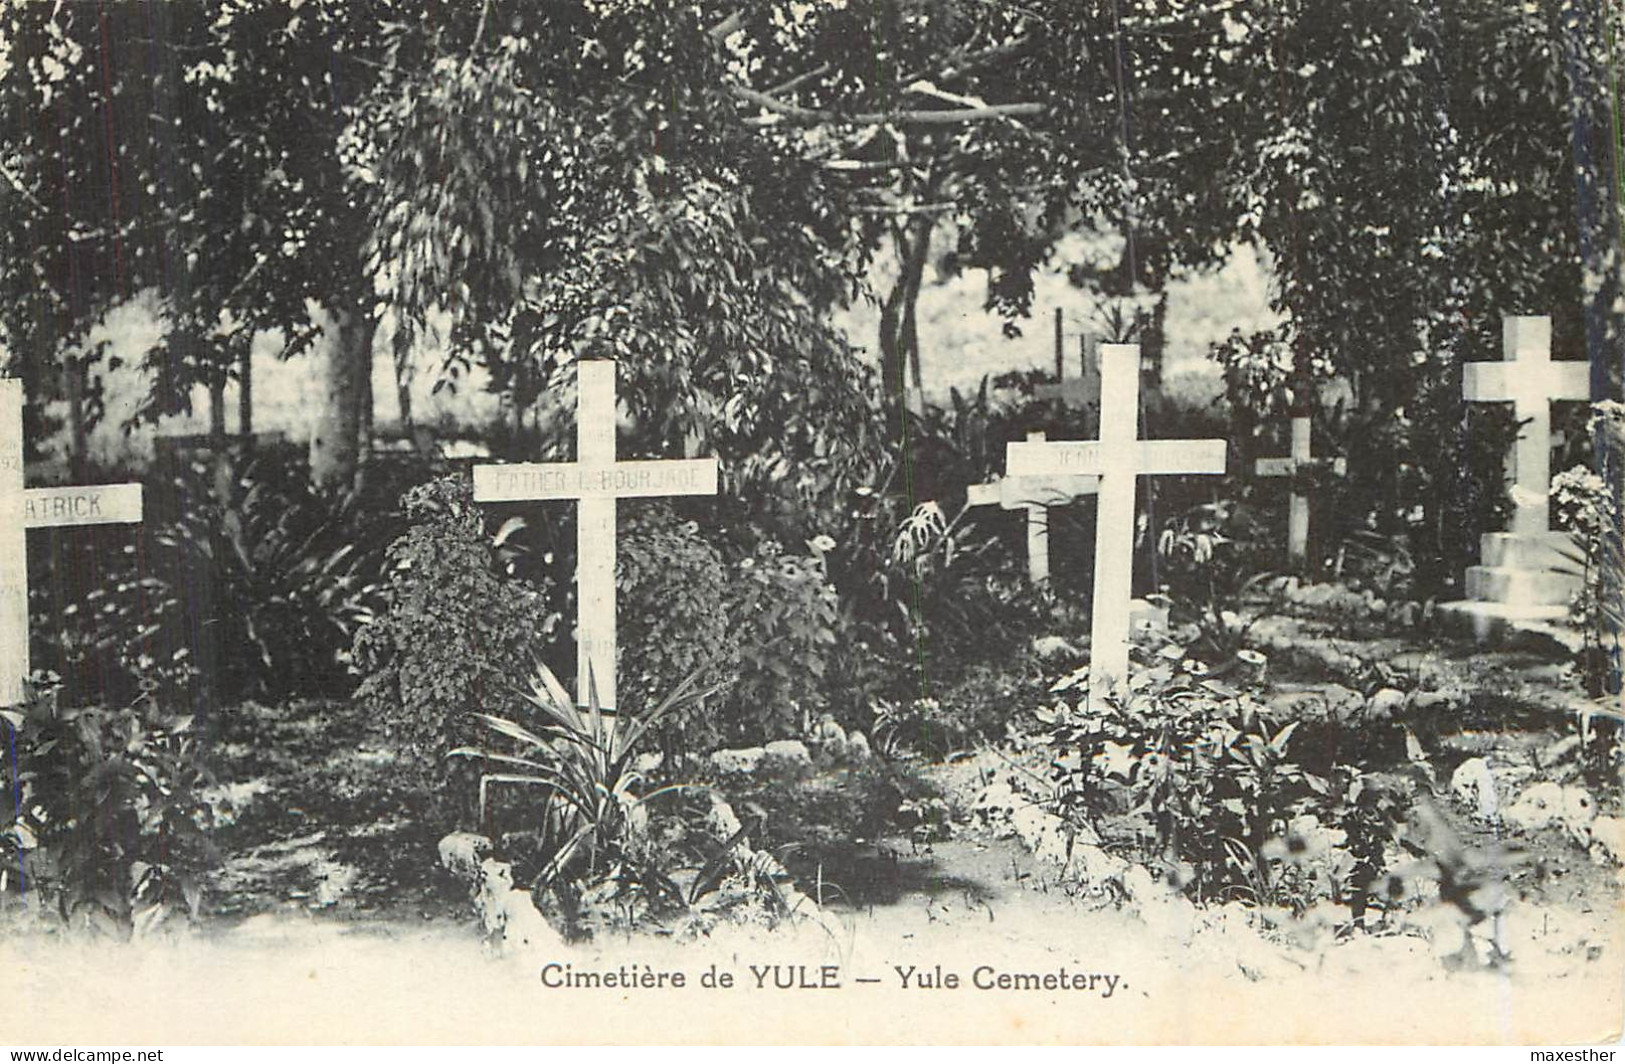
[472,361,718,711]
[964,431,1098,585]
[1008,344,1226,701]
[0,379,145,705]
[1254,415,1344,565]
[1463,316,1590,536]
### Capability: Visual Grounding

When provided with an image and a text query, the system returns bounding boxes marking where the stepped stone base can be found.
[1437,528,1583,655]
[1464,565,1582,606]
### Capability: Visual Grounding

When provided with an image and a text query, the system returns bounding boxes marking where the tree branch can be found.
[731,85,1044,127]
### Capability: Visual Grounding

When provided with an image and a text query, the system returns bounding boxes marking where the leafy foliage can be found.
[352,475,559,790]
[721,538,842,745]
[1039,659,1393,912]
[1,676,217,936]
[451,659,706,905]
[41,452,386,707]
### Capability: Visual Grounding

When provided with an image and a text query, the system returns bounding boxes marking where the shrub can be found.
[1155,498,1280,661]
[1553,401,1625,698]
[617,505,735,750]
[352,475,559,792]
[1,674,217,935]
[44,452,387,706]
[723,538,841,742]
[1039,659,1386,912]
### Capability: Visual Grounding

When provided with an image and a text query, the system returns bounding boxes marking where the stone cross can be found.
[1464,316,1589,536]
[963,430,1098,586]
[1254,415,1344,565]
[0,379,145,705]
[472,361,718,711]
[1007,345,1226,701]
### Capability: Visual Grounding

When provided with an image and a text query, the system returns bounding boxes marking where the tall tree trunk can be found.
[309,303,374,492]
[238,331,253,443]
[878,216,934,408]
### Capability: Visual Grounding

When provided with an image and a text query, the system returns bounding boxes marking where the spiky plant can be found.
[451,659,712,896]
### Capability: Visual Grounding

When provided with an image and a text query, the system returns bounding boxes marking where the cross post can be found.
[1008,345,1226,702]
[0,379,145,705]
[472,361,719,711]
[1463,316,1590,536]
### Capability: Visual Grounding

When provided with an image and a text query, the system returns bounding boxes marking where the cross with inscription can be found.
[1254,415,1344,566]
[965,431,1098,586]
[0,379,145,705]
[1007,345,1226,701]
[472,361,719,711]
[1464,316,1590,536]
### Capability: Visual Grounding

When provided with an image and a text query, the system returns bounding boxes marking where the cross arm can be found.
[1008,439,1226,478]
[21,483,144,528]
[473,459,720,503]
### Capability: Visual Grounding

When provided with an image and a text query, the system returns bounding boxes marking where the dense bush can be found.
[352,475,559,792]
[722,538,841,742]
[617,505,734,749]
[1,675,217,935]
[41,451,389,707]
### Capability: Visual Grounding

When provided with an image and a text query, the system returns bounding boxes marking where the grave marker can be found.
[1008,345,1226,701]
[0,379,145,705]
[1255,415,1344,565]
[962,431,1098,586]
[1463,316,1589,536]
[472,361,719,710]
[1439,316,1591,644]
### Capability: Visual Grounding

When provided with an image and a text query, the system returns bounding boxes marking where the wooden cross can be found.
[1464,316,1589,536]
[0,379,145,705]
[1007,345,1226,701]
[964,431,1098,585]
[472,361,718,711]
[1254,415,1344,565]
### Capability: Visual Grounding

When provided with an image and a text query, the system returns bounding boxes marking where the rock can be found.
[1072,844,1129,887]
[708,746,766,777]
[1366,687,1407,722]
[437,832,492,882]
[1032,634,1083,660]
[761,740,813,779]
[1449,757,1499,821]
[1322,684,1364,724]
[632,751,664,775]
[468,857,566,953]
[1410,688,1468,714]
[705,793,745,845]
[1589,817,1625,866]
[845,731,872,761]
[1503,781,1564,831]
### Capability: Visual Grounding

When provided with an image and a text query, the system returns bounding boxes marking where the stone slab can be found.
[1464,565,1582,607]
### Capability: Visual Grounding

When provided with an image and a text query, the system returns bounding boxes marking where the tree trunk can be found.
[878,217,934,408]
[64,353,87,479]
[309,304,374,492]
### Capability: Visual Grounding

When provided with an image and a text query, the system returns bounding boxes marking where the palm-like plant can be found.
[451,659,712,896]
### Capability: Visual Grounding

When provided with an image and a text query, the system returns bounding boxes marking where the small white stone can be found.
[1449,757,1500,821]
